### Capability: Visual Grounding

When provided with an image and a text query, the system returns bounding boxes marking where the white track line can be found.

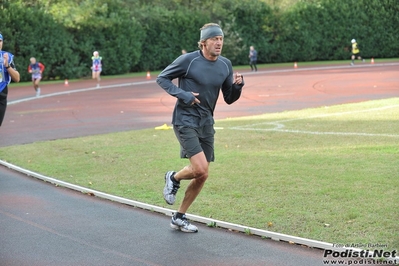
[231,104,399,137]
[258,93,295,97]
[7,80,155,106]
[243,62,399,76]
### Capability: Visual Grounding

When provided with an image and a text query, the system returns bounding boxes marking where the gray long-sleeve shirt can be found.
[156,50,244,127]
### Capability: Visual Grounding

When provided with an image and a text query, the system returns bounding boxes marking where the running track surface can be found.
[2,64,398,147]
[1,63,398,266]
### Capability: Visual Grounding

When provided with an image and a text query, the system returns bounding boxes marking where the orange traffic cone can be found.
[371,58,374,64]
[146,71,151,79]
[294,62,298,68]
[64,79,69,86]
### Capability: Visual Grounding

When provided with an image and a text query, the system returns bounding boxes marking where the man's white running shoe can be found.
[170,215,198,233]
[163,171,179,205]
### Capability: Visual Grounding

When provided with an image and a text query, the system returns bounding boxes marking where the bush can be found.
[0,3,77,81]
[1,0,398,80]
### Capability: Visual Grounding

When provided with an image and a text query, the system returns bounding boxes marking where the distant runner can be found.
[28,57,45,97]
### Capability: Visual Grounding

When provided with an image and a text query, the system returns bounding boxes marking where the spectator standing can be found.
[249,45,258,72]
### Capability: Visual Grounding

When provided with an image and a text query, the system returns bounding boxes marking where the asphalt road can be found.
[1,166,325,266]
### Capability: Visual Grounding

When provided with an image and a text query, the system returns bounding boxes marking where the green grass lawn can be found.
[1,97,398,250]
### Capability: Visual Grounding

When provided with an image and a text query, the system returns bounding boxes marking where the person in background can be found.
[350,39,365,66]
[181,49,187,54]
[157,23,244,233]
[249,45,258,72]
[28,57,45,97]
[0,33,20,127]
[91,51,102,88]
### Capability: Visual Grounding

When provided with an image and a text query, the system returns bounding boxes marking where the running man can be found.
[156,23,244,233]
[0,33,20,127]
[91,51,102,88]
[351,39,365,66]
[28,57,45,97]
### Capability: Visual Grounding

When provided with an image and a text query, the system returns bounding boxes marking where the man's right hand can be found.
[191,92,200,105]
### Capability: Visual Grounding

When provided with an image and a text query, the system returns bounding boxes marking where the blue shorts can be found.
[173,125,215,162]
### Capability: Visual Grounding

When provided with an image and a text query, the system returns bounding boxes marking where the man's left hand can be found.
[234,72,243,84]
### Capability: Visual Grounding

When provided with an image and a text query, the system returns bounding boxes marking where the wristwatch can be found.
[5,65,10,69]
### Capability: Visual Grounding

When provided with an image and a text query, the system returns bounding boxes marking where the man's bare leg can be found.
[174,151,209,214]
[168,151,209,232]
[34,79,41,96]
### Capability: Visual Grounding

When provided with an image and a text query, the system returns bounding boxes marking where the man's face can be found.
[203,36,223,58]
[0,39,3,50]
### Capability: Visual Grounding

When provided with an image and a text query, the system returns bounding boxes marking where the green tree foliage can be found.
[1,0,398,81]
[34,0,145,75]
[131,5,210,71]
[0,2,77,80]
[223,0,275,64]
[274,0,399,61]
[277,1,327,61]
[352,0,399,58]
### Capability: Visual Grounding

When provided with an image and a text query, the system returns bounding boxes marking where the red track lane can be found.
[2,64,398,147]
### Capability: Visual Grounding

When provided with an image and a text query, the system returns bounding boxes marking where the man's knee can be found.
[192,167,208,181]
[188,160,209,182]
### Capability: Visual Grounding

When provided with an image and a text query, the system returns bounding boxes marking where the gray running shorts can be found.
[173,125,215,162]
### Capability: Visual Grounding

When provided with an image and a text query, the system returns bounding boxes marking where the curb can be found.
[4,159,398,264]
